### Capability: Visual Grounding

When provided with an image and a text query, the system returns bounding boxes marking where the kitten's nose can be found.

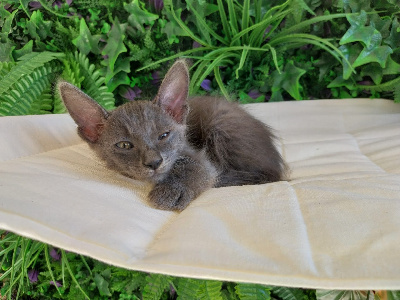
[144,158,163,170]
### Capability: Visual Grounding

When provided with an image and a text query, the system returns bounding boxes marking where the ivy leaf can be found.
[343,0,371,13]
[106,71,130,92]
[352,31,393,68]
[72,19,102,55]
[13,40,33,60]
[360,63,383,84]
[339,44,362,80]
[26,10,53,41]
[314,53,339,81]
[104,56,131,91]
[340,11,376,48]
[102,19,127,74]
[162,9,190,40]
[369,13,391,39]
[271,61,306,100]
[124,0,159,32]
[327,75,356,91]
[384,17,400,51]
[383,55,400,76]
[94,273,111,297]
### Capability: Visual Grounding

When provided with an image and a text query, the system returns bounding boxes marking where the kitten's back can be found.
[186,97,286,187]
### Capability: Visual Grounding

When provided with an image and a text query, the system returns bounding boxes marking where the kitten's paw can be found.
[149,183,195,211]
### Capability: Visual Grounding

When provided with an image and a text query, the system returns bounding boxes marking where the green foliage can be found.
[2,0,400,103]
[235,283,271,300]
[1,0,400,297]
[0,53,62,116]
[2,230,400,300]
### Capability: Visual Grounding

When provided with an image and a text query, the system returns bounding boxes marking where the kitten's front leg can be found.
[149,153,217,211]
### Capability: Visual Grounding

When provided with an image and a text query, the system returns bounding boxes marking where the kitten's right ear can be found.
[58,81,109,143]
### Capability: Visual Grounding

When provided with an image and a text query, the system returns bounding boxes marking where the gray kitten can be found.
[59,60,286,211]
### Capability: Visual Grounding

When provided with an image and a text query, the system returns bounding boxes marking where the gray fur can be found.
[58,60,287,211]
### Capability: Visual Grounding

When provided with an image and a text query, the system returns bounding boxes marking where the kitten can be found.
[58,60,286,211]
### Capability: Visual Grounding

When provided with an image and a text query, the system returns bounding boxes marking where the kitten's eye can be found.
[115,141,134,149]
[158,131,170,140]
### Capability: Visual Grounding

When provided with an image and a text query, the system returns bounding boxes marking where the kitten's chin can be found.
[120,167,169,183]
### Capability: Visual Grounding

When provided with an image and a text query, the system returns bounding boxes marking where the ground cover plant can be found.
[1,0,400,299]
[2,230,400,300]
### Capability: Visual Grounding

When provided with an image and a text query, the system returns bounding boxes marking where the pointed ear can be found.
[153,60,189,123]
[58,81,109,143]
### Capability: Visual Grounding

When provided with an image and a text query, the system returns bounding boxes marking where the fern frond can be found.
[357,77,400,102]
[0,63,61,116]
[197,280,223,300]
[176,277,203,299]
[142,273,172,300]
[28,88,53,114]
[270,286,305,300]
[0,52,64,95]
[74,51,115,109]
[235,283,271,300]
[62,55,85,88]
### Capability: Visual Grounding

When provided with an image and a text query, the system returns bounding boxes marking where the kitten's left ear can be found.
[153,59,189,123]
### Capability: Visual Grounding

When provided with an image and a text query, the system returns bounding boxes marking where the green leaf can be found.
[176,277,202,299]
[1,9,17,36]
[101,19,127,73]
[94,273,112,297]
[13,40,33,60]
[197,280,223,300]
[316,290,373,300]
[313,52,339,81]
[327,75,356,90]
[73,51,115,109]
[271,60,306,100]
[72,19,102,55]
[142,274,171,300]
[26,10,53,41]
[269,286,305,300]
[384,17,400,50]
[352,32,393,68]
[235,283,271,300]
[124,0,159,32]
[339,44,362,80]
[383,56,400,76]
[340,11,376,48]
[106,71,130,92]
[0,41,15,62]
[0,51,64,95]
[360,63,383,84]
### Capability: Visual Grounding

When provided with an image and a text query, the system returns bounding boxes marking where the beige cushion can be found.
[1,98,399,290]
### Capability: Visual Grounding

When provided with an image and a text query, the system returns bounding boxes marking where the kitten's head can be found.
[58,60,190,182]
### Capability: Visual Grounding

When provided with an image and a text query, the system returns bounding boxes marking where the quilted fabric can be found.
[1,99,399,290]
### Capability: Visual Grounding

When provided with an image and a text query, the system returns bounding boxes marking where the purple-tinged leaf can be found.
[122,87,142,101]
[151,71,162,86]
[192,41,202,48]
[248,89,262,99]
[28,270,39,283]
[201,79,212,91]
[149,0,164,11]
[50,281,62,287]
[50,248,61,260]
[29,1,42,10]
